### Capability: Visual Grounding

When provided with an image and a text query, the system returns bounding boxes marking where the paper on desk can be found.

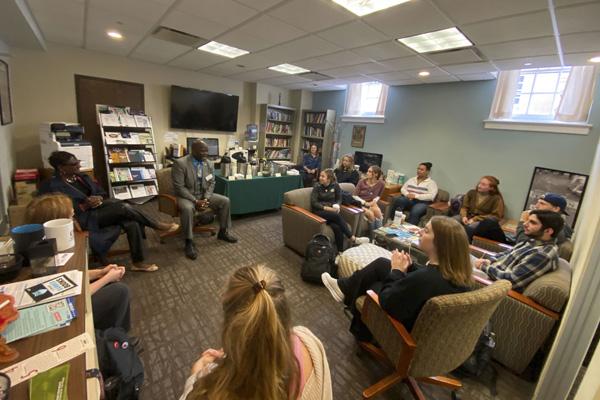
[1,332,94,387]
[0,270,83,310]
[50,253,74,267]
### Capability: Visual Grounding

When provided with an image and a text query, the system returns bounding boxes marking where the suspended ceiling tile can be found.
[310,51,371,69]
[201,62,249,76]
[175,0,257,27]
[478,37,557,59]
[402,67,452,79]
[366,71,412,81]
[260,75,313,85]
[460,10,552,46]
[87,0,174,23]
[161,10,230,40]
[563,52,600,67]
[227,68,282,81]
[420,75,460,83]
[363,1,452,39]
[351,41,414,61]
[130,36,191,64]
[492,55,561,70]
[268,0,355,33]
[387,79,423,86]
[27,0,85,47]
[560,32,600,54]
[322,62,391,77]
[236,0,286,11]
[379,56,434,71]
[433,0,547,25]
[442,61,497,74]
[456,72,497,81]
[317,20,388,49]
[167,49,226,70]
[425,49,482,65]
[255,35,342,63]
[555,3,600,35]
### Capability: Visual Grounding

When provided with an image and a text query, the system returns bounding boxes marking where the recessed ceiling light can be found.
[418,71,430,77]
[524,62,533,66]
[268,63,310,75]
[397,27,472,53]
[332,0,411,16]
[589,56,600,63]
[107,31,123,40]
[198,41,249,58]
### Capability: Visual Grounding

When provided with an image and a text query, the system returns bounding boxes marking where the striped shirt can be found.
[482,239,559,292]
[400,176,438,201]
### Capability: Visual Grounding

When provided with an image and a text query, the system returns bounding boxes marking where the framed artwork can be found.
[524,166,589,229]
[0,59,12,125]
[351,125,366,148]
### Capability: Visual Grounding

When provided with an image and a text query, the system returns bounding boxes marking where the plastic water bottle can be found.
[394,211,405,225]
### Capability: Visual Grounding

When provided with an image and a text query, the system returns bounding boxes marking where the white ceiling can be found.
[18,0,600,91]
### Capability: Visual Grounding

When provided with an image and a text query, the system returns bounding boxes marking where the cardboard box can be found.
[14,181,37,206]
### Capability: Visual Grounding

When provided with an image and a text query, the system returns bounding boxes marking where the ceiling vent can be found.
[425,48,484,65]
[298,71,332,81]
[152,26,208,48]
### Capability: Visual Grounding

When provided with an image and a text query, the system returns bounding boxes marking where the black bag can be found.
[341,191,363,207]
[301,234,337,284]
[96,328,144,400]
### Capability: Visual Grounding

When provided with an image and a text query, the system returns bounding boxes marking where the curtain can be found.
[489,70,521,119]
[556,66,597,122]
[344,83,363,116]
[375,84,389,116]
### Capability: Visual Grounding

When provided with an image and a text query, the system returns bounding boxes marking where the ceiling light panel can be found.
[268,63,311,74]
[397,27,472,53]
[332,0,411,16]
[198,41,249,58]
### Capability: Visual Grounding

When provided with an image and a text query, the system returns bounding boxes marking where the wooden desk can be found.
[1,232,99,399]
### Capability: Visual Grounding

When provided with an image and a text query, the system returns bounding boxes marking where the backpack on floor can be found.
[96,327,144,400]
[301,233,337,284]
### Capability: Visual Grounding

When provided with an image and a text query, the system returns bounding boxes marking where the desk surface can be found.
[2,232,91,398]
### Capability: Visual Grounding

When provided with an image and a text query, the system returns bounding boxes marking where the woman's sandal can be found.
[158,223,180,237]
[131,264,159,272]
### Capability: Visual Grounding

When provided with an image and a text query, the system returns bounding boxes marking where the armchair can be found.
[356,281,511,399]
[281,182,363,256]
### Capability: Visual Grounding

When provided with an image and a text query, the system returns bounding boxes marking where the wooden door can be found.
[75,75,144,191]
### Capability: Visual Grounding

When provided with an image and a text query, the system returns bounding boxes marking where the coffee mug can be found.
[10,224,44,255]
[43,219,75,251]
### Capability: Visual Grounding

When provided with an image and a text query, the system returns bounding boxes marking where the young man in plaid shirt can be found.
[474,210,565,292]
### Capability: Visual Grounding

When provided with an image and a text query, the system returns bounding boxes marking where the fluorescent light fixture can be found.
[107,31,123,40]
[268,63,310,75]
[418,71,430,77]
[589,56,600,63]
[332,0,410,16]
[198,41,249,58]
[397,27,472,53]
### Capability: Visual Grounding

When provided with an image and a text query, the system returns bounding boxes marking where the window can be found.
[342,82,389,123]
[486,66,597,135]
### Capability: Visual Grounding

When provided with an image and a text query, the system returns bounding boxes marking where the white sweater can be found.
[401,176,438,201]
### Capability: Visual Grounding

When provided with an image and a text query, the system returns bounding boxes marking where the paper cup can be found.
[43,219,75,251]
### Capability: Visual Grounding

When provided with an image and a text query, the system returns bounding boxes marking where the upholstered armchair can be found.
[281,182,363,256]
[356,281,511,399]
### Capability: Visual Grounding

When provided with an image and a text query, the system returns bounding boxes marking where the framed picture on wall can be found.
[351,125,366,148]
[0,59,12,125]
[524,166,589,229]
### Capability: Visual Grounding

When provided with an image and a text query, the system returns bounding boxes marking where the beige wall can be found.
[10,44,256,168]
[0,39,15,225]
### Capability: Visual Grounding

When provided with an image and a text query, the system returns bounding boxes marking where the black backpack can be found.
[96,328,144,400]
[301,234,337,284]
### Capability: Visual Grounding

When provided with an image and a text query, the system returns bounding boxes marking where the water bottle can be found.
[394,211,405,225]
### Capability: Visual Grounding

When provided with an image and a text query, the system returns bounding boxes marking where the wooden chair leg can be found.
[362,371,404,399]
[358,341,394,368]
[405,377,426,400]
[417,375,462,390]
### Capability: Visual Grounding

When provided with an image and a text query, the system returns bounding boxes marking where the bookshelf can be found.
[298,109,336,168]
[97,105,159,203]
[258,104,297,161]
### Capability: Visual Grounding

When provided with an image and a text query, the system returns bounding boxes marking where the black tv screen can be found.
[170,86,239,132]
[354,151,383,173]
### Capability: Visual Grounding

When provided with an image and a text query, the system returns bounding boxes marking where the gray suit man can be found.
[172,140,237,260]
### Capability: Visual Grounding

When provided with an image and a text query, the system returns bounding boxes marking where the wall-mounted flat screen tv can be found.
[170,85,239,132]
[354,151,383,173]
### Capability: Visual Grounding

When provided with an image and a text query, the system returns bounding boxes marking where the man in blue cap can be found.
[516,193,572,245]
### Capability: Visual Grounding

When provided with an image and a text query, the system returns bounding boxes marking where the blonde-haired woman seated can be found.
[26,193,132,332]
[180,265,332,400]
[322,216,473,341]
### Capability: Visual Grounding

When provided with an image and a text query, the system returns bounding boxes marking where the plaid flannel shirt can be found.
[482,239,559,292]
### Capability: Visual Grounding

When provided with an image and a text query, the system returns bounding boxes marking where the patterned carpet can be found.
[107,201,535,400]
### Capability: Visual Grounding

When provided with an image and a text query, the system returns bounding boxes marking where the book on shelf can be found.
[268,109,293,122]
[137,132,153,144]
[143,150,155,162]
[114,167,133,182]
[134,114,151,128]
[265,122,290,134]
[113,186,132,200]
[106,132,141,145]
[265,137,290,147]
[305,112,325,124]
[145,184,158,196]
[265,148,291,160]
[108,148,130,163]
[127,150,146,162]
[148,168,156,179]
[304,126,324,137]
[99,111,120,127]
[115,108,137,127]
[129,183,148,198]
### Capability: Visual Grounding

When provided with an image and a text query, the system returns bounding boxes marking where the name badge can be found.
[205,174,213,181]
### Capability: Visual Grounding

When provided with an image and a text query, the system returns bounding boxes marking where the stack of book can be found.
[113,183,158,200]
[109,167,156,182]
[265,122,290,134]
[98,106,152,128]
[305,113,325,124]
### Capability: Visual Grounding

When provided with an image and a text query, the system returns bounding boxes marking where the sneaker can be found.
[354,236,370,245]
[321,273,344,303]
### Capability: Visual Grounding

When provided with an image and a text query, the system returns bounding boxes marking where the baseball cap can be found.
[540,193,568,215]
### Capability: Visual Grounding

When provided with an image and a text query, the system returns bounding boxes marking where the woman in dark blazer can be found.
[38,151,177,271]
[322,216,473,341]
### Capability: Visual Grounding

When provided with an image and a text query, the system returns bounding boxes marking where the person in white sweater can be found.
[389,162,438,225]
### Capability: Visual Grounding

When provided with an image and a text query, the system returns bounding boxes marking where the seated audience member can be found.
[388,162,438,225]
[301,144,322,187]
[353,166,385,233]
[25,193,132,331]
[334,154,359,185]
[322,216,472,341]
[473,210,564,292]
[179,265,332,400]
[172,140,237,260]
[515,193,572,245]
[456,176,504,242]
[311,169,365,252]
[38,151,176,272]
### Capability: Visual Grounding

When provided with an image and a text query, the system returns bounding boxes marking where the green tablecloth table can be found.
[215,174,302,215]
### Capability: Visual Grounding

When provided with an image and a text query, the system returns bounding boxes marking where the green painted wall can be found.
[313,79,600,219]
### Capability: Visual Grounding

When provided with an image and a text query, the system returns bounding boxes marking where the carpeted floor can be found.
[107,201,535,400]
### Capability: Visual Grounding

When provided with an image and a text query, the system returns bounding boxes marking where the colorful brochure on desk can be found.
[29,364,70,400]
[0,270,82,309]
[4,297,77,343]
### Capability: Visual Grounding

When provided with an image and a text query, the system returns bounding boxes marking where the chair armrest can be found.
[281,204,327,256]
[341,205,364,236]
[283,204,326,223]
[473,276,559,320]
[428,202,449,212]
[470,245,499,259]
[158,193,180,217]
[364,290,416,347]
[341,205,362,214]
[159,193,178,202]
[472,236,513,253]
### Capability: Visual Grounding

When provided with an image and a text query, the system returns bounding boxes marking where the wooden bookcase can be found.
[258,104,297,161]
[298,109,336,168]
